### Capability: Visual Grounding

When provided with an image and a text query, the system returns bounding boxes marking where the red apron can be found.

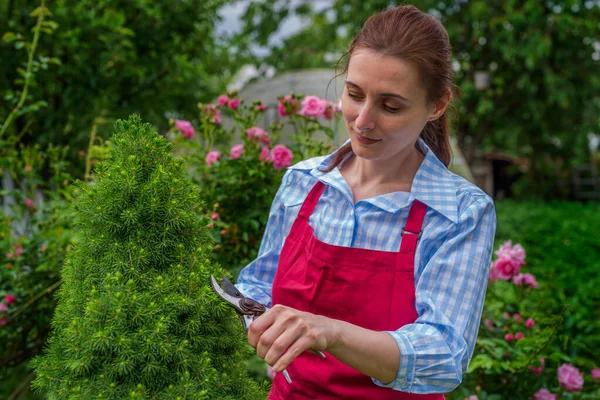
[269,181,445,399]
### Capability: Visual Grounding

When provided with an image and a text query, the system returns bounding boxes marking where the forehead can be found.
[347,49,424,99]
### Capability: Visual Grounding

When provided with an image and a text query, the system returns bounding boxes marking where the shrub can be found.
[31,115,266,399]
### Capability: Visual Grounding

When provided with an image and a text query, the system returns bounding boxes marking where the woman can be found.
[236,4,496,399]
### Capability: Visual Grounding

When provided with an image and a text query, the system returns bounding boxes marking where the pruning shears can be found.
[210,275,326,384]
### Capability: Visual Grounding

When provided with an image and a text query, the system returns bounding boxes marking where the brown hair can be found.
[323,4,455,171]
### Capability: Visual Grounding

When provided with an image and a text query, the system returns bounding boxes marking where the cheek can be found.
[341,101,358,122]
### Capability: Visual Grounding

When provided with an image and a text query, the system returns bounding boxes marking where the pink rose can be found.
[322,102,338,120]
[4,295,15,305]
[300,95,328,118]
[230,144,244,160]
[246,127,270,144]
[217,94,229,105]
[15,245,22,257]
[0,303,7,312]
[41,245,47,252]
[211,213,219,221]
[515,332,524,340]
[277,95,300,117]
[260,146,272,163]
[495,240,526,266]
[534,389,556,400]
[525,318,535,328]
[529,358,545,375]
[24,165,33,172]
[228,99,240,109]
[270,145,293,170]
[220,229,227,236]
[591,368,600,381]
[0,318,7,326]
[513,273,539,288]
[503,312,511,320]
[207,223,213,228]
[175,119,195,139]
[255,103,267,112]
[484,319,494,330]
[558,363,584,391]
[505,333,514,342]
[6,253,13,259]
[493,255,522,280]
[26,198,35,208]
[202,104,221,124]
[513,313,521,323]
[205,151,221,167]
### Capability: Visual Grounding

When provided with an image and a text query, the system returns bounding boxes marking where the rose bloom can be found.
[525,318,535,328]
[26,198,35,208]
[515,332,524,340]
[529,358,545,375]
[513,273,539,288]
[260,146,272,163]
[205,151,221,167]
[217,94,229,105]
[513,313,522,323]
[246,126,270,144]
[228,99,240,109]
[229,144,244,160]
[300,95,328,118]
[483,319,494,330]
[505,333,514,342]
[255,103,267,112]
[534,389,556,400]
[4,295,16,305]
[277,95,300,117]
[558,363,584,392]
[495,240,526,266]
[493,255,522,280]
[175,119,195,139]
[270,145,293,170]
[211,213,219,221]
[591,368,600,381]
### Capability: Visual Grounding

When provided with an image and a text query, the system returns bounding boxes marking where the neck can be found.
[344,144,424,188]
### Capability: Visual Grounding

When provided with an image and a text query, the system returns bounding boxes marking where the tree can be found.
[0,0,245,162]
[239,0,600,198]
[31,115,267,399]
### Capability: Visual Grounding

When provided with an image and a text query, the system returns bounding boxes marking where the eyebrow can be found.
[345,81,410,103]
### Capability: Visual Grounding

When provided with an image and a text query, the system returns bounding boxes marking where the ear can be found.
[427,89,451,121]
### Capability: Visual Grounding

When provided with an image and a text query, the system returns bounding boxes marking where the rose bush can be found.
[169,92,340,277]
[451,241,600,400]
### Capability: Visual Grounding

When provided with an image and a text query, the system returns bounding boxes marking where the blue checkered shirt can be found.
[236,138,497,394]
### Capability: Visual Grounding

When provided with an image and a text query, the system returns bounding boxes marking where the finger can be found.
[272,336,313,372]
[255,318,289,360]
[247,309,278,348]
[263,324,304,367]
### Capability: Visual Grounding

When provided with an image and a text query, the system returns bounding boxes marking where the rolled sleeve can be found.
[373,195,496,393]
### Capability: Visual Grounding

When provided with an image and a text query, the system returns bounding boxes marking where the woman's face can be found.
[342,49,443,162]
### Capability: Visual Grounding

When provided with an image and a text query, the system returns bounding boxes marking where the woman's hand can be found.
[248,304,340,372]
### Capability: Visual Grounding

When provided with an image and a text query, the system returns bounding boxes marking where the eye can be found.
[347,92,363,100]
[383,104,402,113]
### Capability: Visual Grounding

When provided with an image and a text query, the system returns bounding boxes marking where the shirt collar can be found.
[291,138,459,223]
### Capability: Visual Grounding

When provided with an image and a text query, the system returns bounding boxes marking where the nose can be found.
[354,102,375,131]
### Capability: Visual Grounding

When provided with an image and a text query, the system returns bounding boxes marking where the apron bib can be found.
[269,181,445,399]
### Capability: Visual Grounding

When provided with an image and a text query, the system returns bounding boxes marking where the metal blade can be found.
[220,275,243,298]
[210,274,245,314]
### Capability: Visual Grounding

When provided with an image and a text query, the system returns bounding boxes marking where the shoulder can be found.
[451,173,495,217]
[276,155,328,204]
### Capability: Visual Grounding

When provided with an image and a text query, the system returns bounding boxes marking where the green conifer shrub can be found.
[31,115,267,399]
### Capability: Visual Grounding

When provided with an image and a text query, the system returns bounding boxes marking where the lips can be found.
[355,131,381,144]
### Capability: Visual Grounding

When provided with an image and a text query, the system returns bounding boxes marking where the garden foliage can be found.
[31,115,267,399]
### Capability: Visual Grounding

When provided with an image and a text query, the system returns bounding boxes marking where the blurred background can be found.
[1,0,599,398]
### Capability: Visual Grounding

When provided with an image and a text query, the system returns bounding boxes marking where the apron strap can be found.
[297,180,326,220]
[399,200,427,255]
